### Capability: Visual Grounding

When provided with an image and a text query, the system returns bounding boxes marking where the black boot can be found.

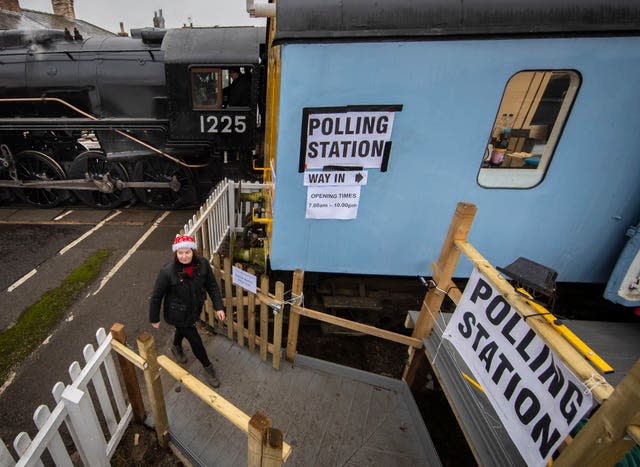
[171,345,187,364]
[203,364,220,388]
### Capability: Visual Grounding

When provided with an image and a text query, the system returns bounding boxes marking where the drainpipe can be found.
[246,0,275,18]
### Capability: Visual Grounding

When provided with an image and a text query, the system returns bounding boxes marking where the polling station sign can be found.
[299,105,402,172]
[443,269,592,467]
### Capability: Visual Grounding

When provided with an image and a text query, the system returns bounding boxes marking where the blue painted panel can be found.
[270,37,640,282]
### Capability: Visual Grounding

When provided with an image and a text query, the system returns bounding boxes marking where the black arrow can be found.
[355,173,364,183]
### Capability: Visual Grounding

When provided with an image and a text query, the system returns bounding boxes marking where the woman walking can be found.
[149,234,225,388]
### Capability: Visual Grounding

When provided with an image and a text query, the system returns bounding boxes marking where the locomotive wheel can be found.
[69,151,131,209]
[14,150,69,208]
[133,158,197,209]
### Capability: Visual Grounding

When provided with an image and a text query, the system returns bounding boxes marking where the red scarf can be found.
[183,264,194,278]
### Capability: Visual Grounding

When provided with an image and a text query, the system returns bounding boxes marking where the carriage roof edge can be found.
[273,0,640,43]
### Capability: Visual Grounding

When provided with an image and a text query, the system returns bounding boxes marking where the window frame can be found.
[477,69,581,189]
[190,66,223,110]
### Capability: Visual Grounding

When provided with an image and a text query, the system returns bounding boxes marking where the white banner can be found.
[443,269,593,467]
[300,106,402,171]
[305,185,361,219]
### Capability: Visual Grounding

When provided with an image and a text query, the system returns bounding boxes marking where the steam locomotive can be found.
[0,26,265,208]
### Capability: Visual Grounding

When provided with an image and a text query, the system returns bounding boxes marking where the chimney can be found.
[0,0,21,12]
[51,0,75,20]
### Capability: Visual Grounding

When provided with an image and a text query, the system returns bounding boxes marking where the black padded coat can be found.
[149,256,224,327]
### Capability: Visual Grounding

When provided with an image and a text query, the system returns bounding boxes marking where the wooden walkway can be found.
[164,333,440,466]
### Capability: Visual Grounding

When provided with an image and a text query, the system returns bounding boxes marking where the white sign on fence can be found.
[232,266,257,294]
[442,269,593,467]
[305,185,361,220]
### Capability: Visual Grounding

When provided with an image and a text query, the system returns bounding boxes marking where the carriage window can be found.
[478,70,580,188]
[191,67,222,109]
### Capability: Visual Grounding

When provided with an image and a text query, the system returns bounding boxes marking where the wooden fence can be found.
[401,201,640,466]
[203,254,285,370]
[0,324,290,466]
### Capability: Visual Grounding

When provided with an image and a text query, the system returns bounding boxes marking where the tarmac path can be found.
[0,204,194,452]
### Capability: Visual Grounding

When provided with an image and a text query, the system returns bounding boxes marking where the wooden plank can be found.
[554,358,640,467]
[224,257,234,340]
[159,355,252,432]
[236,263,245,348]
[323,295,384,311]
[109,339,147,370]
[403,201,477,386]
[137,332,169,447]
[199,348,259,463]
[454,239,615,404]
[260,275,269,361]
[336,383,375,463]
[262,428,284,467]
[248,412,272,467]
[248,268,256,353]
[285,269,305,362]
[257,364,315,465]
[414,202,477,339]
[292,305,422,348]
[273,281,284,370]
[305,376,356,467]
[110,324,145,422]
[289,372,340,458]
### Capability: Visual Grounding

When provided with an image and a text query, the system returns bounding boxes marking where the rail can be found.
[182,179,268,259]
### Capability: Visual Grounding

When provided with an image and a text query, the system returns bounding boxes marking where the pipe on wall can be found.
[246,0,276,18]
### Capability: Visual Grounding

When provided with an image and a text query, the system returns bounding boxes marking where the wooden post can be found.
[260,275,269,362]
[285,269,304,362]
[110,323,145,423]
[403,202,477,385]
[554,358,640,467]
[224,256,234,340]
[213,253,223,290]
[248,267,256,353]
[136,332,169,448]
[262,428,284,467]
[236,263,245,348]
[272,281,284,370]
[248,411,272,467]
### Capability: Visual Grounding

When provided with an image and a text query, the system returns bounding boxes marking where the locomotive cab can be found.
[162,27,265,151]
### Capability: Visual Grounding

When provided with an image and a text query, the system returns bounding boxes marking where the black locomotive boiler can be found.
[0,26,265,208]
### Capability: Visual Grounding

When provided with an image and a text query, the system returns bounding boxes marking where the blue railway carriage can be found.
[265,0,640,287]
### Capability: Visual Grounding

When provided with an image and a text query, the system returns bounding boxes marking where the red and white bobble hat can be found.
[172,234,197,252]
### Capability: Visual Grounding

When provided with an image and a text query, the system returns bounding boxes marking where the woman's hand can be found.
[151,322,160,329]
[215,310,225,321]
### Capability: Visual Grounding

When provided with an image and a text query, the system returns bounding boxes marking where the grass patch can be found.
[0,249,111,385]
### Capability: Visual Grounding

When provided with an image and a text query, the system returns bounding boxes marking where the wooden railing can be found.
[401,201,640,467]
[205,254,285,370]
[282,269,424,363]
[0,324,290,466]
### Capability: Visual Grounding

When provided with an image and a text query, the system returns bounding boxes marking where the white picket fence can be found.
[0,328,132,467]
[182,178,267,252]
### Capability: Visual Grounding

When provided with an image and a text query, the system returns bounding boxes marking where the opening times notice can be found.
[305,185,361,219]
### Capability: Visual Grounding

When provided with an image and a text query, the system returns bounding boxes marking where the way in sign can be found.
[304,170,368,186]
